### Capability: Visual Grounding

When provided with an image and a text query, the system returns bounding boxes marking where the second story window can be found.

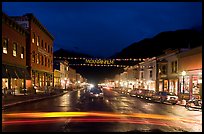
[41,40,44,48]
[37,36,40,46]
[32,51,35,63]
[3,39,8,54]
[50,47,52,53]
[32,33,35,43]
[13,43,17,57]
[48,45,50,53]
[150,70,152,78]
[45,57,47,66]
[41,55,44,65]
[21,47,24,59]
[161,65,167,74]
[48,59,50,68]
[45,42,47,50]
[37,53,39,64]
[171,61,178,73]
[141,72,144,79]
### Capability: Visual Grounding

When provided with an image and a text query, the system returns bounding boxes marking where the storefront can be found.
[179,69,202,100]
[2,64,31,94]
[147,80,156,91]
[169,79,178,95]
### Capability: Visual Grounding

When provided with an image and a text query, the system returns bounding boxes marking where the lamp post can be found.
[181,71,186,94]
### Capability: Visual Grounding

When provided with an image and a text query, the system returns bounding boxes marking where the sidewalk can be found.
[2,91,68,109]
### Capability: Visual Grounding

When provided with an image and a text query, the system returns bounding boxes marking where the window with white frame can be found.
[32,33,35,43]
[21,46,24,59]
[37,36,40,46]
[13,42,17,57]
[3,39,8,54]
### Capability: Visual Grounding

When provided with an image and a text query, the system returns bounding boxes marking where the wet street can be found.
[2,88,202,132]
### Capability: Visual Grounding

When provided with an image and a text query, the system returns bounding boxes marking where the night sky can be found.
[2,2,202,58]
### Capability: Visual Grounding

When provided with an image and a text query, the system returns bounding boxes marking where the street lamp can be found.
[181,71,186,94]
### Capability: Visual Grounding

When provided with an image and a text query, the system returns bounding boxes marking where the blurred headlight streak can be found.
[2,112,201,124]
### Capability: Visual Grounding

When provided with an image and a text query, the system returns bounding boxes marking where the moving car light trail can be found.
[2,112,201,125]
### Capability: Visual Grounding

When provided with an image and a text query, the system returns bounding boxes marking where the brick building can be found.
[11,13,54,90]
[2,13,31,94]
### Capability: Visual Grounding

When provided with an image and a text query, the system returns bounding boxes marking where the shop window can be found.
[13,42,17,57]
[3,39,8,54]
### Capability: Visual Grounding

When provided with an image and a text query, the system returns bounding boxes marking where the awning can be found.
[4,65,18,78]
[2,64,9,78]
[15,67,25,79]
[22,68,31,80]
[16,67,31,80]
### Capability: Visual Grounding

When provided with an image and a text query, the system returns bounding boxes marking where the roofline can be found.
[2,12,29,36]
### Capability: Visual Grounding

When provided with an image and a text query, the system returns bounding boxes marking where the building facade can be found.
[178,46,202,100]
[53,60,69,89]
[2,13,31,94]
[139,57,156,91]
[11,13,54,90]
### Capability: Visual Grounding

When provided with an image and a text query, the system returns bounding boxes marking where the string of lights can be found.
[68,63,156,68]
[69,64,128,67]
[54,56,146,61]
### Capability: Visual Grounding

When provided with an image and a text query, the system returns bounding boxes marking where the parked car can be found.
[144,90,156,100]
[185,99,202,111]
[129,88,138,97]
[125,88,132,94]
[135,89,147,98]
[151,91,178,105]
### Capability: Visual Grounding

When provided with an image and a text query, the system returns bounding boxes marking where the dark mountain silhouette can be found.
[54,29,202,83]
[54,48,92,58]
[111,29,202,59]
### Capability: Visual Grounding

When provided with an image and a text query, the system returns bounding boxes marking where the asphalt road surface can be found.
[2,88,202,132]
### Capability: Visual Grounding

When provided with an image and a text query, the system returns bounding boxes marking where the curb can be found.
[2,92,68,110]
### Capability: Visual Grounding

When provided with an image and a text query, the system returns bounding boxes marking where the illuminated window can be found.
[37,53,39,64]
[13,43,17,57]
[38,54,41,64]
[3,39,8,54]
[32,33,35,43]
[37,36,40,46]
[21,47,24,59]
